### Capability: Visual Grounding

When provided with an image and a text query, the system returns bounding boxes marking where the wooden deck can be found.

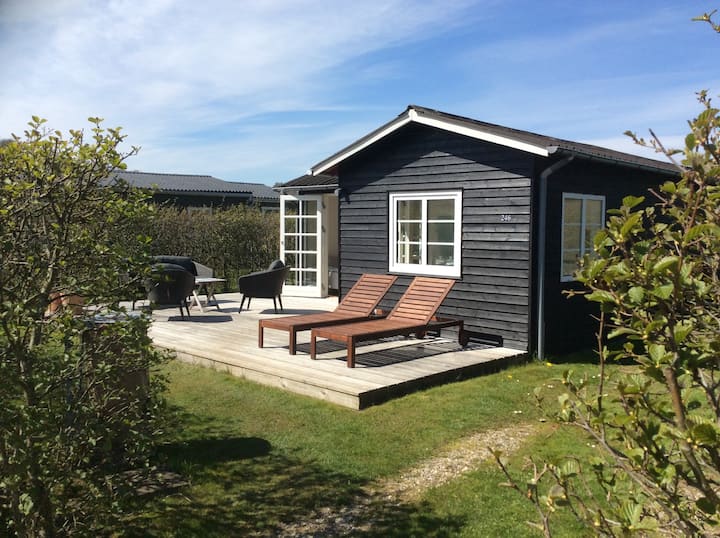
[148,293,527,410]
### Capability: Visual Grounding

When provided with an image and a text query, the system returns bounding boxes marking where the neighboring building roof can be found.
[278,173,338,191]
[308,104,679,177]
[111,170,278,201]
[226,181,280,201]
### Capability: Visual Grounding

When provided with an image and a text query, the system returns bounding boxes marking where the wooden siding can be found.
[337,124,534,350]
[540,158,677,354]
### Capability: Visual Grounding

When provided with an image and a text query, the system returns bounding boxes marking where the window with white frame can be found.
[561,193,606,281]
[389,191,462,277]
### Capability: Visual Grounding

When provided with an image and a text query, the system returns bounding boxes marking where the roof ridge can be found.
[227,180,268,186]
[121,170,216,179]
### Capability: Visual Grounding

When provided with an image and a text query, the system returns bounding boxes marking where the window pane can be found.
[428,199,454,220]
[301,253,317,269]
[428,222,454,243]
[584,225,602,252]
[398,222,421,242]
[284,200,299,216]
[301,235,317,251]
[428,244,454,266]
[585,199,604,227]
[563,250,580,276]
[302,217,317,234]
[564,198,582,224]
[300,270,317,286]
[284,218,296,233]
[284,253,296,267]
[563,224,581,250]
[398,199,421,220]
[584,199,603,254]
[284,236,297,250]
[286,271,298,286]
[302,200,317,214]
[397,243,421,264]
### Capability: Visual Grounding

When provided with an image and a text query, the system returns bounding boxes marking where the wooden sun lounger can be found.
[258,274,397,354]
[310,277,465,368]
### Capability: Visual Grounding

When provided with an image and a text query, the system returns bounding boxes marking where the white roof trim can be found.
[412,113,549,157]
[312,114,413,175]
[311,107,549,175]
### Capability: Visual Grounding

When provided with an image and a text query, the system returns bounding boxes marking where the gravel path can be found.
[275,422,540,537]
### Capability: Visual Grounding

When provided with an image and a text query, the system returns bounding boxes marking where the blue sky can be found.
[1,1,718,185]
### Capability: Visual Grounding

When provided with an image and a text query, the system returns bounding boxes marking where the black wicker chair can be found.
[152,256,198,277]
[237,260,290,313]
[146,263,196,319]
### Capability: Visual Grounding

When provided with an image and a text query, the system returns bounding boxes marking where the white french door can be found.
[280,194,326,297]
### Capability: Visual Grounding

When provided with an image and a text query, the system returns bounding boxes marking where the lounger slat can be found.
[338,298,377,309]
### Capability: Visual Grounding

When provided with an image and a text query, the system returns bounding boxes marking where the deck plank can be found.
[147,293,526,409]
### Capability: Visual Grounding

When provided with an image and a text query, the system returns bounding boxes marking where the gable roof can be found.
[111,170,278,201]
[309,104,679,176]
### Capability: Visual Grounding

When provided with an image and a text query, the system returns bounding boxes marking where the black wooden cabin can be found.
[279,105,678,357]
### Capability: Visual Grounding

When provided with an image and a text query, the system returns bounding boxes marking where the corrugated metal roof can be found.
[225,181,279,200]
[111,171,278,200]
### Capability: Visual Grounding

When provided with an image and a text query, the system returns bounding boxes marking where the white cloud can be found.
[0,0,485,181]
[3,1,477,122]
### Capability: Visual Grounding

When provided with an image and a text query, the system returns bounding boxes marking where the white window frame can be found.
[389,191,462,278]
[280,194,326,297]
[560,193,606,282]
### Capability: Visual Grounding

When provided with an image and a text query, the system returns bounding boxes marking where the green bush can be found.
[0,117,168,536]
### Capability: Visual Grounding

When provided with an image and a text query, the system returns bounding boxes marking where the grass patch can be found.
[421,426,594,537]
[122,357,608,536]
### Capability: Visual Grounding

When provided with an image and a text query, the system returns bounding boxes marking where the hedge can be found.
[132,205,280,292]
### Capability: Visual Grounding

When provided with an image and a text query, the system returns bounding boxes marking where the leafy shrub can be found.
[0,117,168,536]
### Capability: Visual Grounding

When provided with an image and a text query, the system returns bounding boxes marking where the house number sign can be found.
[500,214,512,222]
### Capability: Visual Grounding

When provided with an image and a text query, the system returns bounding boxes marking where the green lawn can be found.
[122,357,602,537]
